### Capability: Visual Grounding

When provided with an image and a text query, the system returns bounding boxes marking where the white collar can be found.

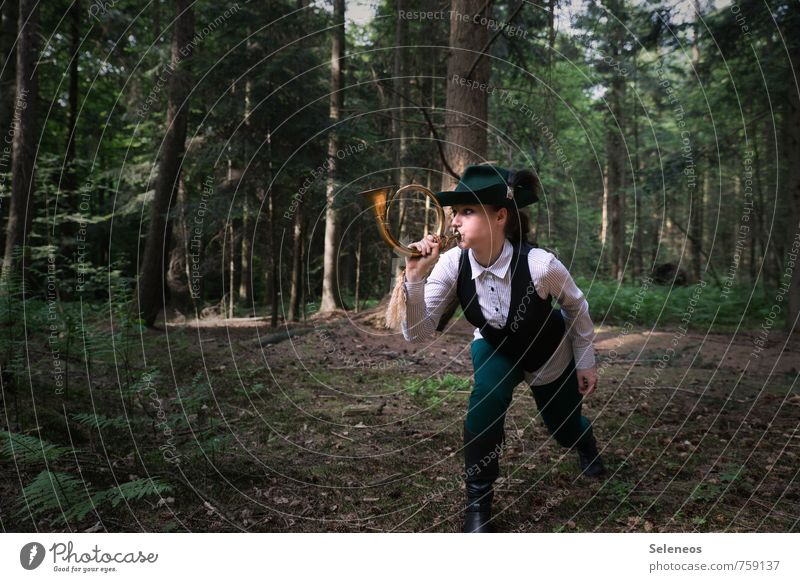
[467,239,513,280]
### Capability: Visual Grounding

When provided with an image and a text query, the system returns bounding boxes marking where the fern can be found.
[177,371,211,412]
[70,412,133,430]
[99,477,173,508]
[198,433,233,454]
[16,470,174,523]
[0,431,72,465]
[16,470,86,521]
[65,477,174,521]
[124,367,161,397]
[82,328,117,361]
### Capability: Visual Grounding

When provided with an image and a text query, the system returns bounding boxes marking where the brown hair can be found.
[492,169,538,245]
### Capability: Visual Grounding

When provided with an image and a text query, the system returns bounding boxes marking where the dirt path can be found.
[150,307,799,532]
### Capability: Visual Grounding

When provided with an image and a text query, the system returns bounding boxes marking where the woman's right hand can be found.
[404,234,441,282]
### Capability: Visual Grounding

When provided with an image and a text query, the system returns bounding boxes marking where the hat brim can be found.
[434,187,538,208]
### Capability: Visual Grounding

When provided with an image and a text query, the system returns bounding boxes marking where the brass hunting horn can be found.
[359,183,461,329]
[360,183,461,257]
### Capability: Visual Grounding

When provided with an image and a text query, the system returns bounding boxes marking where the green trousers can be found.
[467,338,593,448]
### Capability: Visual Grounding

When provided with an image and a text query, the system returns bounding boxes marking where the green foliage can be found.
[125,368,161,398]
[404,374,470,409]
[197,433,234,456]
[2,0,795,318]
[690,464,744,502]
[608,479,634,504]
[689,482,719,502]
[719,465,744,485]
[164,371,213,430]
[177,371,211,412]
[3,428,173,525]
[89,478,174,511]
[0,431,72,465]
[438,374,472,392]
[17,470,87,522]
[70,413,134,430]
[238,381,268,398]
[577,278,776,329]
[16,470,173,524]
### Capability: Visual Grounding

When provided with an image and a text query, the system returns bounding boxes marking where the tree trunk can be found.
[62,1,80,195]
[601,162,609,250]
[319,0,345,313]
[300,229,307,321]
[392,0,407,186]
[544,0,557,129]
[238,73,253,307]
[0,0,18,213]
[238,190,252,306]
[355,220,362,312]
[262,123,279,327]
[268,184,279,326]
[228,220,235,318]
[392,0,408,283]
[153,0,161,43]
[689,163,704,283]
[166,175,192,314]
[440,0,491,191]
[784,46,800,334]
[605,0,626,282]
[631,49,644,282]
[701,166,709,280]
[135,0,194,326]
[2,0,38,277]
[689,4,702,283]
[288,196,304,322]
[0,0,16,239]
[753,120,766,288]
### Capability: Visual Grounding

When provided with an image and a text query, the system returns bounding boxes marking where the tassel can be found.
[385,269,407,329]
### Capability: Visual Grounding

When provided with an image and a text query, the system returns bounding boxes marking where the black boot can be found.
[462,423,504,533]
[576,433,606,478]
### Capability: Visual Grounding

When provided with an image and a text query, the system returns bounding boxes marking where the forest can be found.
[0,0,798,533]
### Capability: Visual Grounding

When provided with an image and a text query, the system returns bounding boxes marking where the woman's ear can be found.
[496,206,508,225]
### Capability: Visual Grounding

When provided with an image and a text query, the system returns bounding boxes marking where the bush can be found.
[575,278,777,330]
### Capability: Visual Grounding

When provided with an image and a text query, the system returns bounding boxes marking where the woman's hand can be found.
[404,234,441,282]
[576,367,597,396]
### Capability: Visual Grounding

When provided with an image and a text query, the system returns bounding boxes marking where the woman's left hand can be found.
[576,367,597,396]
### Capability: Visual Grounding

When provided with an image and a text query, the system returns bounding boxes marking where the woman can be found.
[401,164,606,533]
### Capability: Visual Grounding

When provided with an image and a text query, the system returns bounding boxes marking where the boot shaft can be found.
[463,422,505,483]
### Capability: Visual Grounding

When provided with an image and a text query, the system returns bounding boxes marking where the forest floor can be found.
[2,304,799,533]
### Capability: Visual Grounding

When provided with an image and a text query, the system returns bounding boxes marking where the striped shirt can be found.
[401,238,596,386]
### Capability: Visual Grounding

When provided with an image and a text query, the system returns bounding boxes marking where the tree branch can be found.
[464,0,525,80]
[378,78,461,181]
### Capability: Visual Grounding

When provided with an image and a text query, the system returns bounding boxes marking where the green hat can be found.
[434,165,538,208]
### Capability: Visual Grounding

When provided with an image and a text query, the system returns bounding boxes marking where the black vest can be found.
[456,241,566,372]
